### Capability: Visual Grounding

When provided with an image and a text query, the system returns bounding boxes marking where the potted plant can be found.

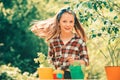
[34,52,55,79]
[100,39,120,80]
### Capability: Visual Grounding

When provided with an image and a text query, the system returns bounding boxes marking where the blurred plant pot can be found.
[38,67,53,80]
[105,66,120,80]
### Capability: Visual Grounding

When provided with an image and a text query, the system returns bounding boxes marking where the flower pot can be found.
[105,66,120,80]
[38,67,53,80]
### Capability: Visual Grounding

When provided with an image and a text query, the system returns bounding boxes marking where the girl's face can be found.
[59,12,74,34]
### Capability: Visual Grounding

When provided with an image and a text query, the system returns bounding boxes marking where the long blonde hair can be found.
[31,8,87,42]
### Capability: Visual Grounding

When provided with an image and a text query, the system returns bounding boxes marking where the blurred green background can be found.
[0,0,120,80]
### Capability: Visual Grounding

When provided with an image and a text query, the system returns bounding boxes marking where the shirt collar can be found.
[56,33,80,40]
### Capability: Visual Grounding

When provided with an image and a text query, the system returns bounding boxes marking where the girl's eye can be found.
[63,20,67,23]
[70,21,73,23]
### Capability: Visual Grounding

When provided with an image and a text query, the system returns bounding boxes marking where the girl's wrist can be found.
[74,60,85,65]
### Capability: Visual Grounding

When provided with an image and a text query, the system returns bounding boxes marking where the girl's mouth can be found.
[65,28,70,30]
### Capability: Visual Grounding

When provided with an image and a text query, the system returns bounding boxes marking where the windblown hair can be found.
[31,7,87,42]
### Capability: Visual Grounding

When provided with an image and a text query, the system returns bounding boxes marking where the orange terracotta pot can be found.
[105,66,120,80]
[38,67,53,80]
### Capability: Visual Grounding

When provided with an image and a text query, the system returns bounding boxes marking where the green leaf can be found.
[90,13,93,16]
[105,5,109,9]
[97,33,102,37]
[91,34,96,38]
[76,3,80,8]
[107,27,112,34]
[101,27,106,31]
[110,8,113,12]
[103,1,109,9]
[91,17,97,22]
[114,16,118,20]
[87,2,92,9]
[64,1,71,4]
[93,3,97,11]
[80,18,84,23]
[79,12,82,15]
[99,5,102,9]
[85,17,88,21]
[103,1,107,6]
[112,27,119,34]
[104,20,107,25]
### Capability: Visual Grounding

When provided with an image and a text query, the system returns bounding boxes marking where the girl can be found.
[31,7,89,79]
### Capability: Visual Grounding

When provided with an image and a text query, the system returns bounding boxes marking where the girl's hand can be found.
[79,60,85,65]
[67,57,85,65]
[67,57,74,65]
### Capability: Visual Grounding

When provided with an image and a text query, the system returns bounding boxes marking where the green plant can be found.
[0,0,44,73]
[34,52,55,68]
[0,72,13,80]
[64,0,120,67]
[100,38,120,66]
[0,64,38,80]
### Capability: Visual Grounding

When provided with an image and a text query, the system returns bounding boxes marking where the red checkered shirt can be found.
[48,34,89,70]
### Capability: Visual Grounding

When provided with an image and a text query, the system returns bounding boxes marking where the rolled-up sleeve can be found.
[79,40,89,66]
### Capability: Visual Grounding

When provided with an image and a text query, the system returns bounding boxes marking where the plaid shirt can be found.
[48,34,89,70]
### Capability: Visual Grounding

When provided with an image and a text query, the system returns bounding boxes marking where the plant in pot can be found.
[34,52,55,79]
[100,38,120,80]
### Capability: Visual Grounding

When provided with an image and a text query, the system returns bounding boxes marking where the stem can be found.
[99,49,107,59]
[116,51,119,66]
[107,45,114,66]
[114,39,120,66]
[109,42,117,66]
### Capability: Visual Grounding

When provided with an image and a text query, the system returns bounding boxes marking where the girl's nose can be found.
[66,22,70,26]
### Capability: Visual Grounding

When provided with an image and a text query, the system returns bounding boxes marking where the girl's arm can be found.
[67,40,89,66]
[48,42,55,62]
